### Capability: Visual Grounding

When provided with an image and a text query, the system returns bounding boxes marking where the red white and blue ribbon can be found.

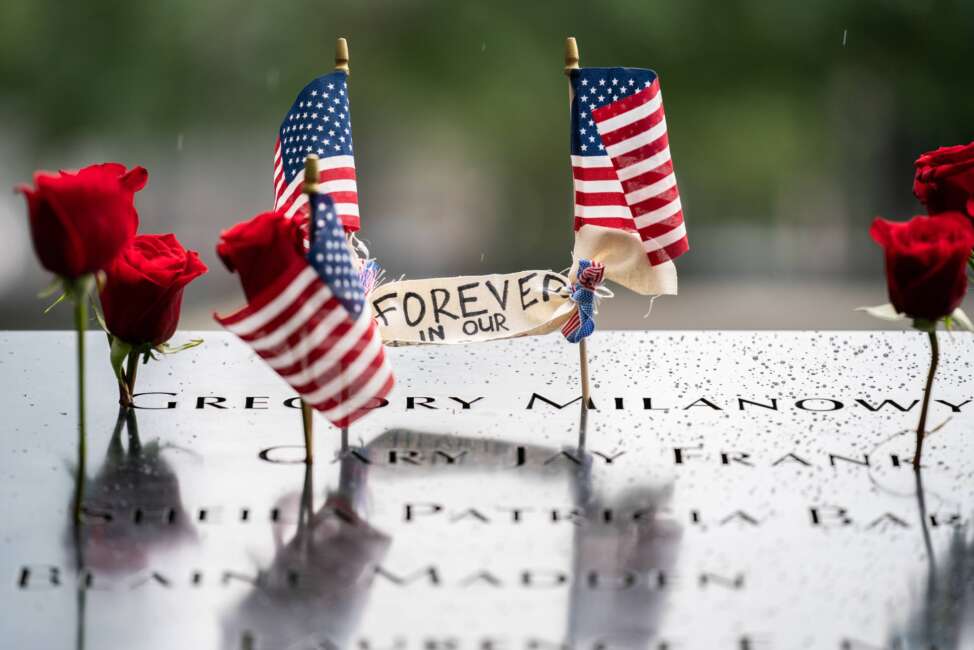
[358,259,381,297]
[561,259,605,343]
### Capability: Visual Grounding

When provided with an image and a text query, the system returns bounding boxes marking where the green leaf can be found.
[90,296,108,333]
[38,274,67,314]
[42,292,67,314]
[155,338,204,355]
[855,303,905,322]
[109,338,133,385]
[36,277,64,299]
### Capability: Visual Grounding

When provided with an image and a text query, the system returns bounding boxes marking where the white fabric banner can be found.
[370,270,576,345]
[572,224,678,296]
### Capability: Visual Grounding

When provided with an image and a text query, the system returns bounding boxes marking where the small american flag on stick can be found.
[570,67,688,266]
[216,172,392,428]
[274,72,360,232]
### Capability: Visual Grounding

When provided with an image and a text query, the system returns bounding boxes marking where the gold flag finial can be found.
[564,37,579,76]
[335,37,350,74]
[303,154,319,195]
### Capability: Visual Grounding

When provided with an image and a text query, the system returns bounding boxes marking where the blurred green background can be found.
[2,0,973,329]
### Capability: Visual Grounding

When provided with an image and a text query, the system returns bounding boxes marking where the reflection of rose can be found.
[73,410,195,573]
[889,476,974,648]
[223,456,390,650]
[100,234,207,346]
[914,141,974,219]
[17,163,146,278]
[870,214,974,321]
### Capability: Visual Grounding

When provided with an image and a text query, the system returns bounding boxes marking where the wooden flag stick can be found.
[334,38,351,450]
[564,37,591,426]
[335,37,350,74]
[301,402,314,464]
[300,154,320,464]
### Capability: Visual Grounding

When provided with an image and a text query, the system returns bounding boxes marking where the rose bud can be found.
[100,234,208,346]
[914,141,974,218]
[17,163,147,278]
[869,213,974,321]
[216,209,306,302]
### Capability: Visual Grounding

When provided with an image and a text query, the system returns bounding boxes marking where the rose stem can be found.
[301,400,314,464]
[914,330,939,471]
[73,292,88,525]
[124,351,139,407]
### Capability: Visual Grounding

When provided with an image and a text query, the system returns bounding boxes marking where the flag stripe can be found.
[574,205,634,219]
[573,216,636,231]
[598,104,666,149]
[619,160,674,192]
[575,191,630,207]
[572,166,620,181]
[244,283,332,346]
[642,221,687,250]
[318,179,358,193]
[325,374,394,428]
[319,361,394,423]
[574,179,626,193]
[219,266,318,332]
[629,185,680,216]
[625,173,676,205]
[633,197,682,229]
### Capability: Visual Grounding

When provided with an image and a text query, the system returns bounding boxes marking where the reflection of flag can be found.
[570,67,688,266]
[216,196,392,427]
[274,72,360,232]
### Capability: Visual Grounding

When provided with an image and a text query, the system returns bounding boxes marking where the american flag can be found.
[216,195,392,427]
[274,72,360,232]
[570,67,688,266]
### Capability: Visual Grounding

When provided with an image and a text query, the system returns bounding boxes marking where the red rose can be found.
[869,213,974,321]
[100,234,208,345]
[216,209,306,302]
[913,141,974,218]
[17,163,147,278]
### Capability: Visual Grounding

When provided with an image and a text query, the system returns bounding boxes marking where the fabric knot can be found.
[562,259,605,344]
[576,260,605,290]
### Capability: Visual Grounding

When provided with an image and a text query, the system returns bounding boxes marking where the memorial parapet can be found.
[1,330,972,649]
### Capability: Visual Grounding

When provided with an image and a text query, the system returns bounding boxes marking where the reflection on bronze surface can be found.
[566,450,681,647]
[66,407,196,650]
[71,407,196,573]
[888,472,974,649]
[363,427,580,477]
[224,429,577,649]
[223,450,391,650]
